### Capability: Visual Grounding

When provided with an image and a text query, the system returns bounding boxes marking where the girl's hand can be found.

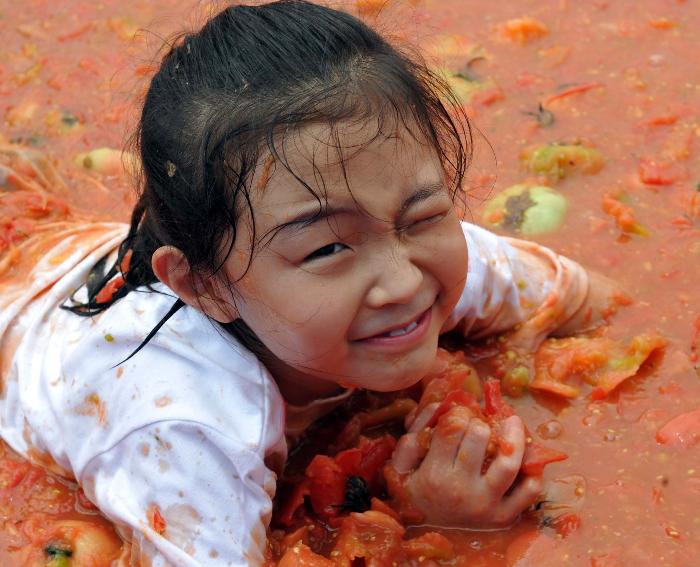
[390,404,543,528]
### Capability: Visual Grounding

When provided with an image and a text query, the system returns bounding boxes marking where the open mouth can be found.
[376,318,420,338]
[356,307,433,347]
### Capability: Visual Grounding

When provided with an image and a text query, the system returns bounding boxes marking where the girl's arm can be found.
[444,222,625,352]
[551,269,623,337]
[80,420,277,566]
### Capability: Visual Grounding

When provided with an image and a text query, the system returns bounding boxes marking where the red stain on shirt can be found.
[148,504,167,535]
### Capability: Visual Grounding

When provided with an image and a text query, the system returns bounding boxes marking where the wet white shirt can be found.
[0,221,587,566]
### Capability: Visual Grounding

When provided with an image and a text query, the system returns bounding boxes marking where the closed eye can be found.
[403,210,449,231]
[303,242,349,263]
[417,211,448,225]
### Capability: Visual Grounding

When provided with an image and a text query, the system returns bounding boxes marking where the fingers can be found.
[396,403,475,475]
[499,475,544,523]
[455,418,490,476]
[392,433,427,474]
[407,402,440,433]
[424,406,472,468]
[485,415,526,495]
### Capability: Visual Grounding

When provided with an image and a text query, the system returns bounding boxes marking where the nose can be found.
[365,244,423,309]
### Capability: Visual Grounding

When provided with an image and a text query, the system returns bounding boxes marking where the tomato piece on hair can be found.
[95,275,125,303]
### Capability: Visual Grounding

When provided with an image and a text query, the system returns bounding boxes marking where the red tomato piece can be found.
[334,448,363,477]
[332,510,405,566]
[551,512,581,538]
[638,157,688,185]
[656,407,700,449]
[369,497,400,521]
[95,275,125,303]
[305,456,346,519]
[334,435,396,491]
[521,442,568,476]
[483,379,515,420]
[425,389,481,428]
[402,531,455,560]
[277,543,335,567]
[353,436,396,489]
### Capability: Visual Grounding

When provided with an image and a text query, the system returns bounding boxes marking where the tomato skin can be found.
[351,436,396,490]
[483,379,516,420]
[424,380,568,477]
[416,349,480,414]
[638,157,688,185]
[369,497,400,521]
[305,456,346,519]
[426,389,481,428]
[332,510,405,567]
[551,513,581,538]
[278,435,398,526]
[656,407,700,449]
[334,449,362,477]
[277,543,335,567]
[521,442,568,476]
[94,275,125,303]
[402,531,454,560]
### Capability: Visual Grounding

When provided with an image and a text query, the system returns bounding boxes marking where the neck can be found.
[261,352,346,406]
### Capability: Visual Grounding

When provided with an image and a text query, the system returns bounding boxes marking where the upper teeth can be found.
[387,320,419,337]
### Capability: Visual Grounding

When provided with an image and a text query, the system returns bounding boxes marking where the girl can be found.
[0,1,617,565]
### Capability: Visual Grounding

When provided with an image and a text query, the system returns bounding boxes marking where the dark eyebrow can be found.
[398,182,446,216]
[273,204,354,235]
[271,181,446,237]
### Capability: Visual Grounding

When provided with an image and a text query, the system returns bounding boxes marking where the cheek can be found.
[236,281,356,361]
[431,221,468,294]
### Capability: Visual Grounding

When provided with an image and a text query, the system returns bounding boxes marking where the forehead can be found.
[252,120,445,220]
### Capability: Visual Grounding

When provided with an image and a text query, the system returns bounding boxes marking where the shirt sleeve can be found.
[80,420,277,567]
[443,222,589,350]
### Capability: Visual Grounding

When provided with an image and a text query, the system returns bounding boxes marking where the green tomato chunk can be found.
[521,142,603,181]
[45,542,72,567]
[483,184,568,235]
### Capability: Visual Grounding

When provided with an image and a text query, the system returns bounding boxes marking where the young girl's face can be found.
[224,121,468,396]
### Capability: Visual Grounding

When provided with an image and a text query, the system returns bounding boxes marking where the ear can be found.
[151,246,240,323]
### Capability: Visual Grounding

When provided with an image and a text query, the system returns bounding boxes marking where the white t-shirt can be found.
[0,220,587,566]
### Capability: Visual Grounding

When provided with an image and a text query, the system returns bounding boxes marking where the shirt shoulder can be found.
[25,283,286,477]
[444,222,588,343]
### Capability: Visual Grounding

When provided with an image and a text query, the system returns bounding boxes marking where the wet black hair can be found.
[64,0,472,359]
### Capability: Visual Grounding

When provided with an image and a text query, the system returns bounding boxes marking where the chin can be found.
[360,345,437,393]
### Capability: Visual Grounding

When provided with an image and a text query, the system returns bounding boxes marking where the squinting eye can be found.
[303,242,348,263]
[414,211,448,227]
